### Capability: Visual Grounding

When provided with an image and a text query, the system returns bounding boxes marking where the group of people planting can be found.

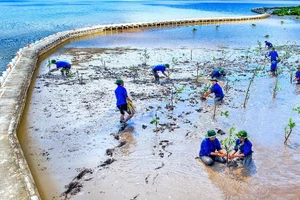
[199,130,253,166]
[265,41,300,83]
[48,42,300,166]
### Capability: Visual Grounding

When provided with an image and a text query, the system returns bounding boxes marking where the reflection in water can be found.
[119,126,136,156]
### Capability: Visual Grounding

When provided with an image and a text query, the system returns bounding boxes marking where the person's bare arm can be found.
[203,91,211,98]
[218,149,226,157]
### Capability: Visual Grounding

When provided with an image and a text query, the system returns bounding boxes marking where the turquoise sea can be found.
[0,0,300,73]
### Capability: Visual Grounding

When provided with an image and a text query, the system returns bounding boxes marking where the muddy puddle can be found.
[18,47,300,200]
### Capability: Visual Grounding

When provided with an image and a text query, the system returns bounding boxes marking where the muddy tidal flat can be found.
[18,46,300,200]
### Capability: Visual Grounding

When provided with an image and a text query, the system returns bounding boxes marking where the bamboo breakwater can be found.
[0,12,269,200]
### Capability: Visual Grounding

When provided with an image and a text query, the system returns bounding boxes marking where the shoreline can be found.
[0,6,298,199]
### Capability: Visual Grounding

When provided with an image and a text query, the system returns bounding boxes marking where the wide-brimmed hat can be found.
[164,64,170,68]
[115,79,124,85]
[51,59,56,64]
[205,130,218,138]
[210,78,218,82]
[236,130,250,138]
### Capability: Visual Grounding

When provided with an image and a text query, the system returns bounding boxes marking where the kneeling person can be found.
[229,130,253,166]
[199,130,226,166]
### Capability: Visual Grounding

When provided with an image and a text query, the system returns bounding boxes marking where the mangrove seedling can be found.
[150,113,160,133]
[257,40,262,51]
[245,47,251,62]
[99,57,106,67]
[243,68,259,108]
[129,65,138,83]
[168,85,186,109]
[292,106,300,114]
[272,78,280,98]
[284,118,296,145]
[220,126,237,165]
[76,70,84,84]
[192,28,197,32]
[172,57,178,66]
[265,34,269,38]
[216,25,220,29]
[195,62,201,82]
[220,110,229,118]
[141,49,150,66]
[281,21,284,24]
[252,23,256,27]
[224,78,230,92]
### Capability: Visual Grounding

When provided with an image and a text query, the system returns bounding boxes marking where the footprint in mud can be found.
[216,129,226,135]
[98,158,116,167]
[154,140,173,158]
[105,141,127,157]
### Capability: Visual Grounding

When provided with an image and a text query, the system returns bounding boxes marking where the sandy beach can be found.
[19,45,300,200]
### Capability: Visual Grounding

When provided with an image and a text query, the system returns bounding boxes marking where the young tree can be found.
[220,126,237,165]
[284,118,296,145]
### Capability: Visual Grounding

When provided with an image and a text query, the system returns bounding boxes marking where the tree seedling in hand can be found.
[220,126,237,166]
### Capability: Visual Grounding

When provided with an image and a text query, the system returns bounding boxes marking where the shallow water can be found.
[17,46,300,199]
[1,0,300,72]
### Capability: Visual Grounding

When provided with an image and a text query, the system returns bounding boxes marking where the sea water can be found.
[0,0,299,73]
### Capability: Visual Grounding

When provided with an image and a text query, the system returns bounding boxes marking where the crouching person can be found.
[50,60,71,76]
[229,130,253,166]
[199,130,227,166]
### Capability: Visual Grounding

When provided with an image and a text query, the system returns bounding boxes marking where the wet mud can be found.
[18,46,300,200]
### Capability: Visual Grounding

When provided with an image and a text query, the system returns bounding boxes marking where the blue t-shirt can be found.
[265,42,272,48]
[210,83,224,98]
[56,61,71,69]
[199,138,222,157]
[295,71,300,79]
[268,51,278,61]
[115,86,128,106]
[234,139,253,156]
[211,68,226,78]
[153,64,166,73]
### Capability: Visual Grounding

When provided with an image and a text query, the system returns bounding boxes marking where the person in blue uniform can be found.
[268,48,279,62]
[152,64,169,83]
[50,60,71,76]
[199,130,227,166]
[265,41,273,49]
[229,130,253,166]
[203,78,224,104]
[293,67,300,84]
[114,79,134,128]
[211,68,226,80]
